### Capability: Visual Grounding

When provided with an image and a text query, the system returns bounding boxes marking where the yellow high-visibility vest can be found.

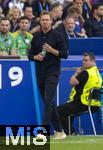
[69,66,102,106]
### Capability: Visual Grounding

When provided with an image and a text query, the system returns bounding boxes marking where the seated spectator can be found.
[83,3,103,37]
[30,2,64,34]
[0,0,10,16]
[57,16,87,47]
[81,0,92,20]
[56,16,87,49]
[50,2,63,29]
[13,16,33,58]
[8,6,21,32]
[32,0,51,18]
[23,6,38,32]
[53,52,102,139]
[67,6,85,33]
[8,0,24,15]
[0,17,16,56]
[62,0,92,20]
[56,16,87,51]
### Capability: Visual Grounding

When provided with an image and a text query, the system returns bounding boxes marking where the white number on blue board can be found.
[8,67,23,87]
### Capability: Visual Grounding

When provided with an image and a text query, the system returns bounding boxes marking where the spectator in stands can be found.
[53,52,102,139]
[64,16,87,38]
[23,6,38,32]
[13,16,33,58]
[28,11,67,139]
[83,3,103,37]
[62,0,92,20]
[66,6,85,33]
[8,6,21,32]
[50,2,63,29]
[56,16,87,50]
[8,0,24,15]
[32,0,51,18]
[0,17,16,56]
[30,2,63,34]
[30,1,64,32]
[0,0,10,16]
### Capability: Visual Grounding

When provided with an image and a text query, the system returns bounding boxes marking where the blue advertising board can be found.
[0,60,43,125]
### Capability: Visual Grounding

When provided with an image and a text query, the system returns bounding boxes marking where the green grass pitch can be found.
[50,135,103,150]
[0,135,103,150]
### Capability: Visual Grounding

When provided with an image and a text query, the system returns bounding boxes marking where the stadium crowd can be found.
[0,0,103,58]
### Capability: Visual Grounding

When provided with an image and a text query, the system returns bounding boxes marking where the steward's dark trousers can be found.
[53,100,99,135]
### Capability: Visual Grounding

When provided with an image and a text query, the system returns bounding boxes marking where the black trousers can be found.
[37,74,63,132]
[53,100,99,135]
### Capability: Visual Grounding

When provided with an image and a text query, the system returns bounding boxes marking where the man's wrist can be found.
[52,48,59,56]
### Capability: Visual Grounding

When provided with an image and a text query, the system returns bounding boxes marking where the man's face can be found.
[74,0,83,13]
[24,8,33,20]
[64,17,75,32]
[40,14,52,31]
[53,6,63,19]
[74,0,83,8]
[82,56,94,69]
[72,12,80,21]
[0,20,10,34]
[97,6,103,18]
[19,19,29,31]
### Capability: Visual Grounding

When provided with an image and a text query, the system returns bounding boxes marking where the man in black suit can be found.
[28,11,67,139]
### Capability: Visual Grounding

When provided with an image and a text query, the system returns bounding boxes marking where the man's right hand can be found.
[76,67,83,74]
[33,54,44,61]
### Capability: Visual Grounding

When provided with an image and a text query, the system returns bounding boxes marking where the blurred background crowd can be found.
[0,0,103,58]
